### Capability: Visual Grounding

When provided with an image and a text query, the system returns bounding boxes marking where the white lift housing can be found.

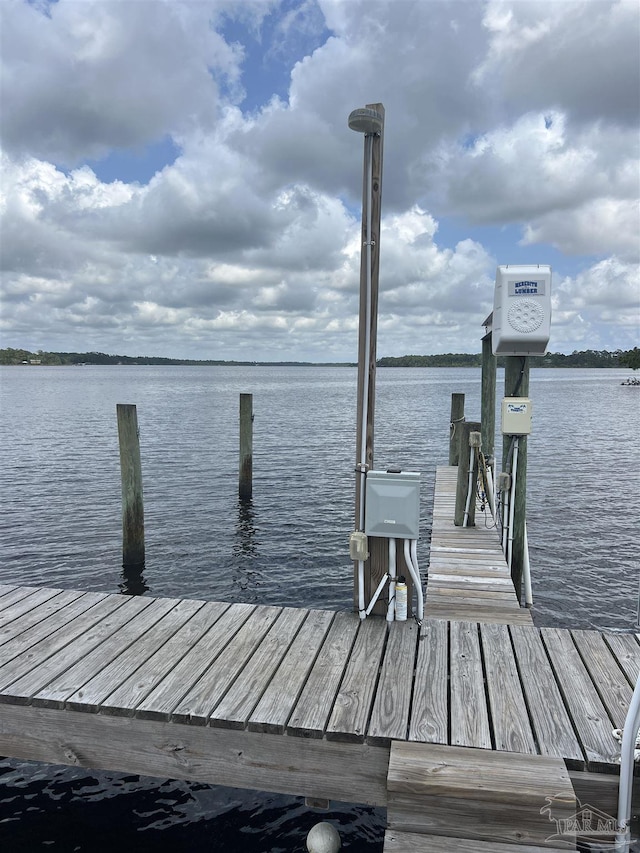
[492,264,552,356]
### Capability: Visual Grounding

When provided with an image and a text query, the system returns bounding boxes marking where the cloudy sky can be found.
[1,0,638,361]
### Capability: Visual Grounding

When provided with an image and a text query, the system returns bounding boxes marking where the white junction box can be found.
[502,397,532,435]
[365,470,420,540]
[492,264,552,356]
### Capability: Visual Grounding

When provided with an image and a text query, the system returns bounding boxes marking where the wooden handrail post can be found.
[239,393,253,500]
[116,404,145,568]
[449,393,465,465]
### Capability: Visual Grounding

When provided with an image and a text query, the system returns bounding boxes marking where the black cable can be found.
[511,355,527,396]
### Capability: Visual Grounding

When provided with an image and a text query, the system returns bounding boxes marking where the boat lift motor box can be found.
[492,265,552,356]
[365,470,420,540]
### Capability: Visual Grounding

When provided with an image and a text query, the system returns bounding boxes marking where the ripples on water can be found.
[1,365,639,850]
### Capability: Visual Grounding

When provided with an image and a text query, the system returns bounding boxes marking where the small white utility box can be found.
[492,264,552,356]
[502,397,532,435]
[365,471,420,539]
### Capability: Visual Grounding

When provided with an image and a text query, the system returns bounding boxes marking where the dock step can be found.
[383,829,574,852]
[387,742,576,849]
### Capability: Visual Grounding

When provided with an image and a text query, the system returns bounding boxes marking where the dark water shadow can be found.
[119,563,149,596]
[234,498,258,559]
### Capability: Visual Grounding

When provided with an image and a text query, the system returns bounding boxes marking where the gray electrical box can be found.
[365,470,421,539]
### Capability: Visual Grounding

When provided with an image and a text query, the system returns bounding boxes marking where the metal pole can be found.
[351,103,385,614]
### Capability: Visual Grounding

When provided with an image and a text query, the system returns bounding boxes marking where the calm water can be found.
[1,365,639,850]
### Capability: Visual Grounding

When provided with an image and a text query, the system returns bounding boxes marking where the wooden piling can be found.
[239,393,253,501]
[502,357,530,603]
[454,421,481,527]
[481,335,496,461]
[448,393,465,465]
[116,404,145,568]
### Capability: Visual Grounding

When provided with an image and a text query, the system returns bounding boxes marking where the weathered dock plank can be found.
[0,585,52,615]
[171,604,282,725]
[0,587,67,635]
[449,621,491,749]
[409,619,448,744]
[541,627,620,771]
[1,595,152,705]
[571,629,634,729]
[387,741,575,848]
[603,632,640,685]
[66,598,207,713]
[367,621,418,745]
[287,611,359,738]
[31,597,178,709]
[0,702,390,807]
[0,591,106,676]
[248,608,334,734]
[134,602,255,721]
[101,600,230,716]
[210,606,307,730]
[383,831,572,852]
[481,622,536,754]
[326,615,387,742]
[509,625,584,769]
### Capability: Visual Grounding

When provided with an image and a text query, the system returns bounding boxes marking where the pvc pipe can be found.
[485,463,496,521]
[615,676,640,851]
[403,539,412,619]
[501,485,510,554]
[409,538,424,622]
[463,444,475,527]
[507,438,519,569]
[358,559,366,620]
[401,538,424,622]
[387,538,396,622]
[523,521,533,606]
[366,570,389,617]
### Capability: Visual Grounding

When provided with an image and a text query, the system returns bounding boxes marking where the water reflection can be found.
[119,563,149,596]
[234,498,258,558]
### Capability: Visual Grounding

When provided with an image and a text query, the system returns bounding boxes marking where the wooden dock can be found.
[0,464,637,849]
[426,466,532,625]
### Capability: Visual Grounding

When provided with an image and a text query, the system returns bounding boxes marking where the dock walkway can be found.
[0,466,637,848]
[426,465,532,624]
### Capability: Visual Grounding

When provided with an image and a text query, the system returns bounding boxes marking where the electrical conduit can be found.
[507,438,519,569]
[409,538,424,622]
[387,538,396,622]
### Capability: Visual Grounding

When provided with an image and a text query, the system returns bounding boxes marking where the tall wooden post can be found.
[449,393,465,465]
[116,404,145,568]
[502,357,530,603]
[454,421,481,526]
[353,103,386,615]
[239,393,253,500]
[481,333,496,461]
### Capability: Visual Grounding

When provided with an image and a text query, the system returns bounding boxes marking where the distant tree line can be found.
[0,348,351,367]
[1,346,637,369]
[377,349,638,369]
[620,347,640,370]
